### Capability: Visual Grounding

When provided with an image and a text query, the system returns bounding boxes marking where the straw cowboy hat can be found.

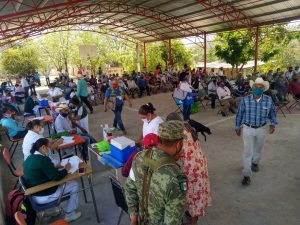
[55,103,69,113]
[250,77,269,91]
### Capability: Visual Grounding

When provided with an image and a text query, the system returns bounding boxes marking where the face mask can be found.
[252,88,264,96]
[38,127,44,135]
[45,150,52,157]
[4,113,12,118]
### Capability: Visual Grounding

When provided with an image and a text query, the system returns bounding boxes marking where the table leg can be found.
[39,108,42,116]
[80,177,88,203]
[58,150,62,161]
[88,175,100,223]
[47,122,51,137]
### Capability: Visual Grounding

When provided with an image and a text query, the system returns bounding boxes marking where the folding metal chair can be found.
[289,95,300,111]
[172,94,183,113]
[109,176,128,225]
[1,126,24,160]
[276,102,291,117]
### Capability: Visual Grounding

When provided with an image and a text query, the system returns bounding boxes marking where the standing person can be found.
[76,75,93,114]
[104,79,132,134]
[179,79,194,121]
[235,77,277,186]
[21,75,30,99]
[45,70,50,85]
[136,103,164,145]
[125,121,187,225]
[166,113,211,225]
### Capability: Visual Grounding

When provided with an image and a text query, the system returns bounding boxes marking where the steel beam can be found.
[195,0,258,30]
[254,26,259,73]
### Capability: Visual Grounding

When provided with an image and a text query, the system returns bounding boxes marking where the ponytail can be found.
[26,119,43,130]
[30,138,49,154]
[138,103,156,115]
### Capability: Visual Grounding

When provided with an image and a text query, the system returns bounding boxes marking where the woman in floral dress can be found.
[166,113,212,225]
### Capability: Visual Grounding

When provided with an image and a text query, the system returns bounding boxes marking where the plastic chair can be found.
[2,147,23,189]
[109,176,128,225]
[15,211,69,225]
[19,176,70,213]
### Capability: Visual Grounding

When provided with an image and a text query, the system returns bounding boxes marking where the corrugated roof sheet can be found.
[0,0,300,46]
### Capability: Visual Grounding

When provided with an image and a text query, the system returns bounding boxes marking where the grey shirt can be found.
[54,114,72,133]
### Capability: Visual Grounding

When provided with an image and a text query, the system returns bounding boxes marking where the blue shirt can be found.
[235,94,277,130]
[0,117,26,137]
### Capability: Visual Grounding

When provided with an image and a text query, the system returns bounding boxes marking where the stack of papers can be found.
[60,156,83,174]
[59,136,74,146]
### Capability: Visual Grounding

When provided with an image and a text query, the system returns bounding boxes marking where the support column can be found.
[136,43,141,72]
[254,26,259,73]
[143,42,147,69]
[204,32,207,72]
[168,39,172,67]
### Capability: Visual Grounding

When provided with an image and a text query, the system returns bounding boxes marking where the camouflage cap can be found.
[158,120,185,140]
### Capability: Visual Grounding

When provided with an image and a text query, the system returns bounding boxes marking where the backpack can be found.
[6,189,36,225]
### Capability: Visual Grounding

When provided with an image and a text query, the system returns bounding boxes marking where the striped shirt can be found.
[235,94,277,130]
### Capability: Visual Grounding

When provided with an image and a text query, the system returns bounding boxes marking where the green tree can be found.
[1,43,40,77]
[214,30,254,73]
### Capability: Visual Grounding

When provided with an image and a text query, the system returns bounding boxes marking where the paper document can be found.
[59,136,74,146]
[60,156,83,174]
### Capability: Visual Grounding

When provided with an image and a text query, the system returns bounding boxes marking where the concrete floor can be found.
[2,91,300,225]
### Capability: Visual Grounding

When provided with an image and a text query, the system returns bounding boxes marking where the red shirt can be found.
[288,81,300,95]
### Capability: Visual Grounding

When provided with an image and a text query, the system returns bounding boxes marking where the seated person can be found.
[69,97,90,133]
[207,78,218,108]
[54,103,94,160]
[127,78,139,98]
[23,138,81,222]
[22,119,63,160]
[217,82,238,117]
[48,83,65,102]
[122,133,158,177]
[13,84,25,104]
[275,72,288,102]
[24,93,39,116]
[288,75,300,99]
[0,108,27,139]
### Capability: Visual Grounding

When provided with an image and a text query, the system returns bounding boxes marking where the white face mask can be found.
[38,127,44,135]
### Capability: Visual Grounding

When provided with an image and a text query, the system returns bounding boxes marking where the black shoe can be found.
[221,111,226,117]
[242,176,251,186]
[251,163,259,172]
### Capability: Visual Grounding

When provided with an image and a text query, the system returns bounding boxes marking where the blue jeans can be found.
[112,109,125,131]
[183,104,191,121]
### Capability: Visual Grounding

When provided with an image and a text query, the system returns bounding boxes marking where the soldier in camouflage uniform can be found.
[125,120,187,225]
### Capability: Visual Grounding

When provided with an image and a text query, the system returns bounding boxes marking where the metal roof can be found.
[1,0,300,47]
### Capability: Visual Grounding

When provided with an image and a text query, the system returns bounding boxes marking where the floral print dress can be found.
[178,128,212,217]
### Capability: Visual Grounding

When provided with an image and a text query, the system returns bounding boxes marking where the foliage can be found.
[1,43,40,77]
[160,40,193,69]
[214,30,254,71]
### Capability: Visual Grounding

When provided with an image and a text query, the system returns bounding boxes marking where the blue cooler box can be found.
[39,99,49,107]
[110,144,136,163]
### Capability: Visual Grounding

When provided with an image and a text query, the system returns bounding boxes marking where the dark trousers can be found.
[295,93,300,99]
[139,86,150,97]
[46,77,50,85]
[183,104,191,121]
[209,93,217,108]
[24,87,29,99]
[112,109,125,131]
[80,96,93,112]
[12,129,28,139]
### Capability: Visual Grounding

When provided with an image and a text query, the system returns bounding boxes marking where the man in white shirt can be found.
[127,79,139,98]
[217,82,239,116]
[21,76,30,99]
[207,78,218,108]
[48,83,65,102]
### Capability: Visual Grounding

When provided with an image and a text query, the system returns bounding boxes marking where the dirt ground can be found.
[1,90,300,225]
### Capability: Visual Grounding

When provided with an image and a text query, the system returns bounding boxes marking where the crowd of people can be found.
[0,63,299,225]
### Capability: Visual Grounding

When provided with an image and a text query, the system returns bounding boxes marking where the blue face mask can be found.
[45,150,53,157]
[252,88,264,96]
